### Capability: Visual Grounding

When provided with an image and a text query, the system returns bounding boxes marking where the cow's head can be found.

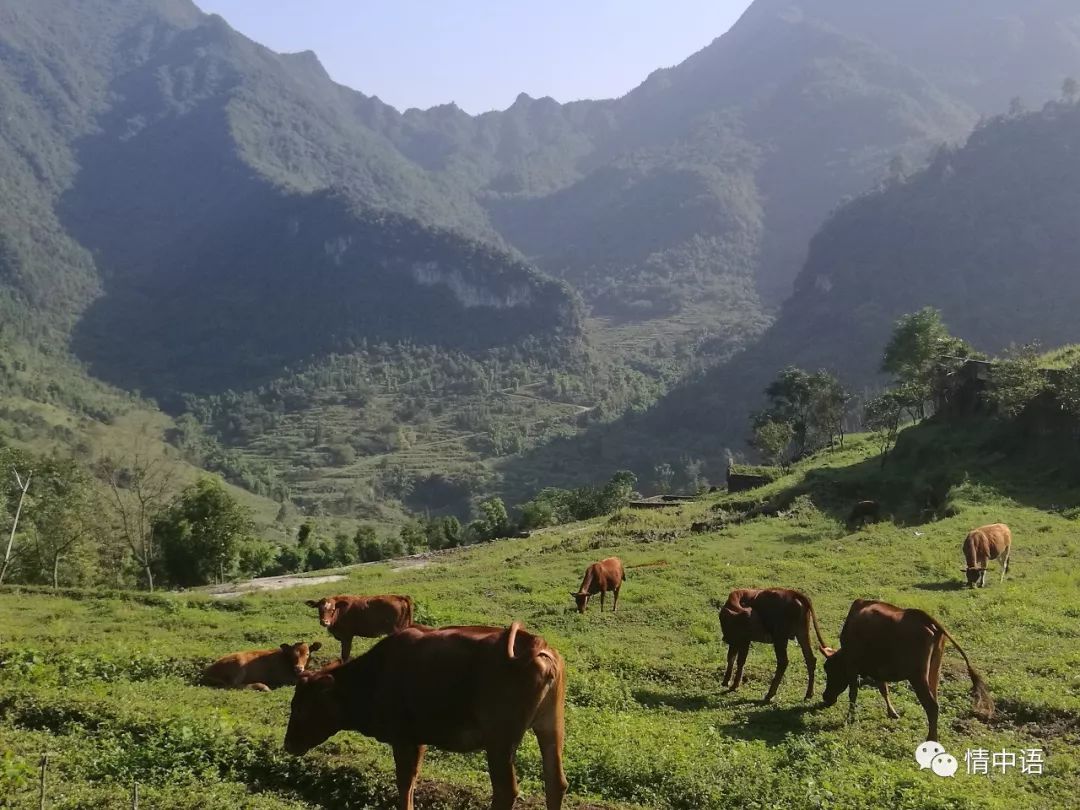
[820,647,849,707]
[284,670,340,755]
[279,641,322,677]
[306,598,341,628]
[570,592,589,613]
[963,567,982,587]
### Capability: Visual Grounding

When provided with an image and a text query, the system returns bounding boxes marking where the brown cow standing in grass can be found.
[571,556,625,613]
[822,599,992,741]
[719,588,832,703]
[963,523,1012,588]
[284,622,567,810]
[305,594,413,661]
[201,641,321,692]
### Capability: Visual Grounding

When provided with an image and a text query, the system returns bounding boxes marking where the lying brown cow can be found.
[822,599,992,741]
[284,622,567,810]
[201,641,321,692]
[305,594,413,661]
[571,556,626,613]
[719,588,831,702]
[963,523,1012,588]
[847,500,880,529]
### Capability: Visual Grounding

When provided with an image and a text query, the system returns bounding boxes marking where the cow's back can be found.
[839,600,936,680]
[339,595,413,638]
[345,625,559,750]
[204,648,289,687]
[981,523,1011,557]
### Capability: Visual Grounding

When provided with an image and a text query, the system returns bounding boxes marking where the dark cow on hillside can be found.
[305,594,413,661]
[822,599,992,741]
[201,641,321,691]
[571,556,626,613]
[847,500,880,530]
[963,523,1012,588]
[284,622,567,810]
[719,588,831,703]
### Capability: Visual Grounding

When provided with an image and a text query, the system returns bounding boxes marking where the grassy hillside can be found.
[2,423,1077,808]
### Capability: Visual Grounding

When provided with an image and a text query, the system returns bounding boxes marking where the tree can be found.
[653,463,675,495]
[96,448,175,591]
[1063,77,1079,103]
[478,497,509,540]
[881,308,972,419]
[756,368,850,454]
[0,462,31,587]
[807,372,852,448]
[1057,362,1080,419]
[156,478,253,587]
[333,533,358,566]
[353,524,381,561]
[753,420,795,470]
[988,344,1048,419]
[28,458,96,588]
[864,392,905,467]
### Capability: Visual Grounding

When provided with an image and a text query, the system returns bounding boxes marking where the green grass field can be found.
[1,430,1078,808]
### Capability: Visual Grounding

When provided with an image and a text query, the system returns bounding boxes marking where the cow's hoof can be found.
[887,710,900,720]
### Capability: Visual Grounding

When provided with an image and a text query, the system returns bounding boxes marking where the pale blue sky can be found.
[194,1,752,113]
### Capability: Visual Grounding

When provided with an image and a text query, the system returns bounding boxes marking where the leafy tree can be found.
[988,344,1049,419]
[881,308,972,419]
[864,392,906,467]
[477,497,510,540]
[600,470,638,511]
[353,524,381,560]
[156,478,254,587]
[333,533,358,566]
[400,520,426,554]
[26,458,97,588]
[653,463,675,494]
[807,372,852,448]
[753,420,795,470]
[1057,361,1080,419]
[237,538,277,578]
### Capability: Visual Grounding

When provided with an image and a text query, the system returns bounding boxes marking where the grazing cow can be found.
[571,556,626,613]
[305,594,413,661]
[719,588,831,703]
[822,599,992,741]
[963,523,1012,588]
[284,622,567,810]
[847,500,880,529]
[201,641,321,692]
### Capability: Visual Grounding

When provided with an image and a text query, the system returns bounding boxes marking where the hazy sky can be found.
[194,1,753,113]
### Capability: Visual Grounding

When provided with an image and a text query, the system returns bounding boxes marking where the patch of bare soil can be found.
[208,573,346,600]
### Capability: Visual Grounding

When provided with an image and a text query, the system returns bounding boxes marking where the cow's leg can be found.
[244,682,271,692]
[486,747,520,810]
[877,682,900,719]
[762,640,789,703]
[612,586,620,612]
[731,642,750,690]
[722,644,737,688]
[340,636,353,662]
[911,678,939,742]
[532,686,568,810]
[846,678,859,724]
[392,744,425,810]
[600,590,606,612]
[795,619,817,700]
[1001,548,1010,582]
[979,567,987,588]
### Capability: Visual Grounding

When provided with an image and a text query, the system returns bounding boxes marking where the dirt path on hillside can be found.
[208,573,347,600]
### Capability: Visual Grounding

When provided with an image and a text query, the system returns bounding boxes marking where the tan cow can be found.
[201,641,321,692]
[305,594,413,661]
[719,588,831,702]
[284,622,567,810]
[963,523,1012,588]
[571,556,625,613]
[822,599,992,741]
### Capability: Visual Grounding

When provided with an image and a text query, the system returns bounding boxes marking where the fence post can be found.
[38,753,48,810]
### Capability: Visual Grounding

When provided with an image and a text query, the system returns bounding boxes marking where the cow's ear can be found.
[569,592,579,598]
[281,643,292,652]
[305,600,320,608]
[309,641,322,652]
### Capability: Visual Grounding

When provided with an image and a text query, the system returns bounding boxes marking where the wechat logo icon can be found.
[915,742,958,777]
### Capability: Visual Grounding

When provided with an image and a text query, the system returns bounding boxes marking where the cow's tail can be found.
[505,621,562,683]
[938,624,994,719]
[505,621,524,660]
[798,594,831,654]
[403,596,415,628]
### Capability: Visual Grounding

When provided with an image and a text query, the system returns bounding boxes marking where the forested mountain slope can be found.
[565,98,1080,480]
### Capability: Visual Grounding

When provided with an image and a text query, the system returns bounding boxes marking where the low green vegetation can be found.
[2,417,1078,808]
